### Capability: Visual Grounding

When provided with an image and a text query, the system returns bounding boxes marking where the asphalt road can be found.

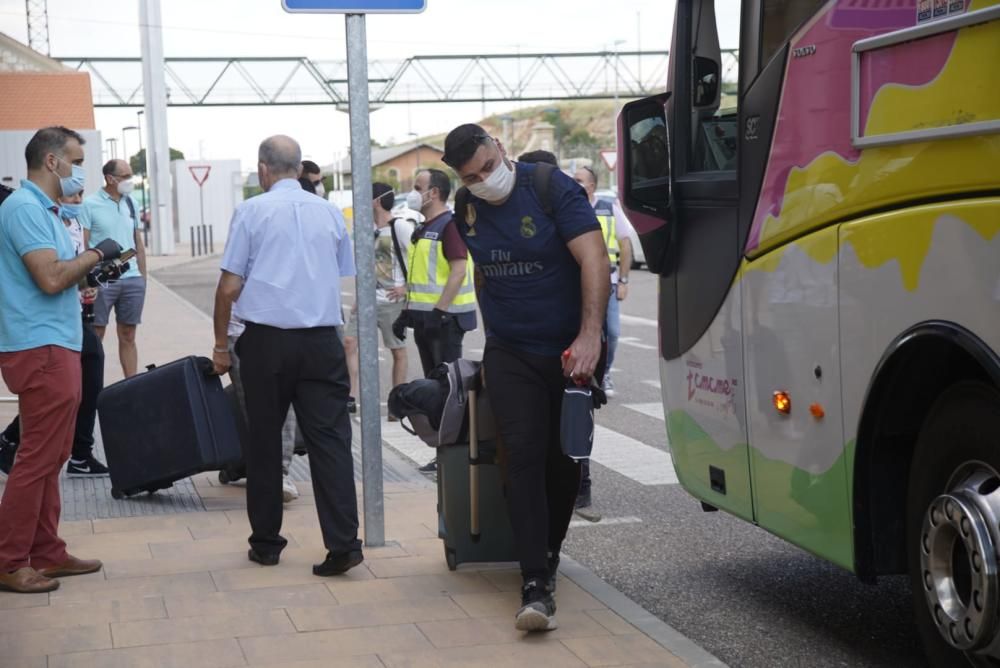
[154,255,928,668]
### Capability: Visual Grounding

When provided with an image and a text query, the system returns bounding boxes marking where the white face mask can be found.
[314,181,325,197]
[116,179,135,195]
[468,157,515,203]
[405,189,425,212]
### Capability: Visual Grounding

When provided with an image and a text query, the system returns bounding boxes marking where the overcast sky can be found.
[0,0,685,171]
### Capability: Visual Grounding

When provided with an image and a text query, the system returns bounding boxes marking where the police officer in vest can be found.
[393,168,477,376]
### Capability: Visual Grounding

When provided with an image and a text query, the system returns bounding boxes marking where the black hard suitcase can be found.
[438,385,518,570]
[97,356,242,499]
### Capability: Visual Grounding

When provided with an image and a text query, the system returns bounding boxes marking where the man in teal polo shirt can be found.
[79,159,147,377]
[0,126,121,593]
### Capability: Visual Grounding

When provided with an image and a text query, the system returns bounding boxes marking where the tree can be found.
[129,147,186,176]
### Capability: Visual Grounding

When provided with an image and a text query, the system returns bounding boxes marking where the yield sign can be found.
[188,165,211,187]
[600,150,617,171]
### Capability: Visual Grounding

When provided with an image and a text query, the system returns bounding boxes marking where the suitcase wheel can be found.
[445,546,457,571]
[110,488,124,500]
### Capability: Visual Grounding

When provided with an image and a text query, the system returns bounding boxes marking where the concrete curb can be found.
[561,555,730,668]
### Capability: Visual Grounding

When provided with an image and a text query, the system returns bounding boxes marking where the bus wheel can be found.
[908,381,1000,667]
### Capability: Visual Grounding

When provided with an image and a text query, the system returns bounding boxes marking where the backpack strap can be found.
[388,218,408,281]
[531,162,556,217]
[123,196,138,228]
[454,186,470,228]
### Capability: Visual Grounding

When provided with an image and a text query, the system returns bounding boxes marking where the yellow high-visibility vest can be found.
[596,213,619,264]
[406,215,476,313]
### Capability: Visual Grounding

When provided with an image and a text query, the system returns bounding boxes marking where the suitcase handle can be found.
[468,388,480,543]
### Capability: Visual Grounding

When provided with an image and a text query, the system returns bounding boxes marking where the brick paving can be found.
[0,248,708,667]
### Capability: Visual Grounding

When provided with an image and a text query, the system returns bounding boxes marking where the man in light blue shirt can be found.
[78,159,147,378]
[211,135,362,577]
[0,126,122,594]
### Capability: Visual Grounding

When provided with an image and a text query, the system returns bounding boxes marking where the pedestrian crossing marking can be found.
[623,402,665,421]
[591,425,677,485]
[619,336,656,351]
[568,515,643,529]
[620,314,657,328]
[641,379,661,390]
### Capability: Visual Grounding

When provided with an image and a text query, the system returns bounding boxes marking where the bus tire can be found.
[907,381,1000,667]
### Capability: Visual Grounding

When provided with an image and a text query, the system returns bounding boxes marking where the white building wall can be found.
[0,129,103,195]
[170,159,243,248]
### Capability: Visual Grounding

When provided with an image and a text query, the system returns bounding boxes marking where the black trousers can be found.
[483,340,605,582]
[411,312,465,377]
[236,322,360,558]
[1,320,103,461]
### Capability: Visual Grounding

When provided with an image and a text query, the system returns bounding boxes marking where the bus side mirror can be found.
[618,92,671,224]
[617,92,673,274]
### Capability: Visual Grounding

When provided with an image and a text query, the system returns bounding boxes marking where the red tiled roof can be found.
[0,72,95,130]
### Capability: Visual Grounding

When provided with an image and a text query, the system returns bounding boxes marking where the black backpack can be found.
[453,161,556,228]
[0,184,14,207]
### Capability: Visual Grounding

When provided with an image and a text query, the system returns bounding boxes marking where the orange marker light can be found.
[810,403,825,420]
[772,391,791,415]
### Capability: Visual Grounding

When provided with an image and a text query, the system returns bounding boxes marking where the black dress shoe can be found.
[248,549,279,566]
[312,550,364,576]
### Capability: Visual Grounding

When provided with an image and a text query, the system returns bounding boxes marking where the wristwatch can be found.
[619,277,629,285]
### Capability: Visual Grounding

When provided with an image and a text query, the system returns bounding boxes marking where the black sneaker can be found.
[546,552,560,593]
[515,578,557,632]
[312,549,364,577]
[418,458,437,473]
[347,397,357,414]
[66,456,110,477]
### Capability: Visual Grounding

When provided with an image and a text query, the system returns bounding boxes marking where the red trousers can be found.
[0,346,81,572]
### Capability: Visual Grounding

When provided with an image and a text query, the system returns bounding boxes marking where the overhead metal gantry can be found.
[59,50,739,107]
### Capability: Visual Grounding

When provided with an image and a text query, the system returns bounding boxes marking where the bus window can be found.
[687,0,741,173]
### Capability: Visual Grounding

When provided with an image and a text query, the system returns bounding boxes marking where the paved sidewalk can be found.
[0,252,723,668]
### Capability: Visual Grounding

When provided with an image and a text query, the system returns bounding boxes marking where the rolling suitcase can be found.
[435,370,518,570]
[98,356,242,499]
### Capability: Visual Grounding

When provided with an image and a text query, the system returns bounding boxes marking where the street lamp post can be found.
[106,137,118,160]
[136,111,149,246]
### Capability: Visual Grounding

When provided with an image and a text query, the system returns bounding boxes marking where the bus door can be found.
[620,0,753,520]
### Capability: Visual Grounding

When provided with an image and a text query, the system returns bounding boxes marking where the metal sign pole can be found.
[345,12,385,548]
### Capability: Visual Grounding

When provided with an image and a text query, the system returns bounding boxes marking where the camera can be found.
[86,249,135,288]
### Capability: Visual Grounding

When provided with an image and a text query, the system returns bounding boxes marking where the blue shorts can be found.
[94,275,146,327]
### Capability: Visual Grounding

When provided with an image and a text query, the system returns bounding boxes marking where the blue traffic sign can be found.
[283,0,425,12]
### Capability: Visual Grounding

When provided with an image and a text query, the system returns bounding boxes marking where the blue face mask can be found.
[59,203,80,220]
[51,157,85,197]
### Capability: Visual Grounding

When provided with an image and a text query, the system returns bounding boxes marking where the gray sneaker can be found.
[602,376,616,398]
[515,578,558,632]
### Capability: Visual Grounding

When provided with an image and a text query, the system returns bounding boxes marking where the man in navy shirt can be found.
[443,124,609,632]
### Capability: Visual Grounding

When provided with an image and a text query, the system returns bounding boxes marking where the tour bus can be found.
[615,0,1000,664]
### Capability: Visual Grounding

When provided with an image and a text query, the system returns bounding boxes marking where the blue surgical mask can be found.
[59,203,80,220]
[51,157,85,197]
